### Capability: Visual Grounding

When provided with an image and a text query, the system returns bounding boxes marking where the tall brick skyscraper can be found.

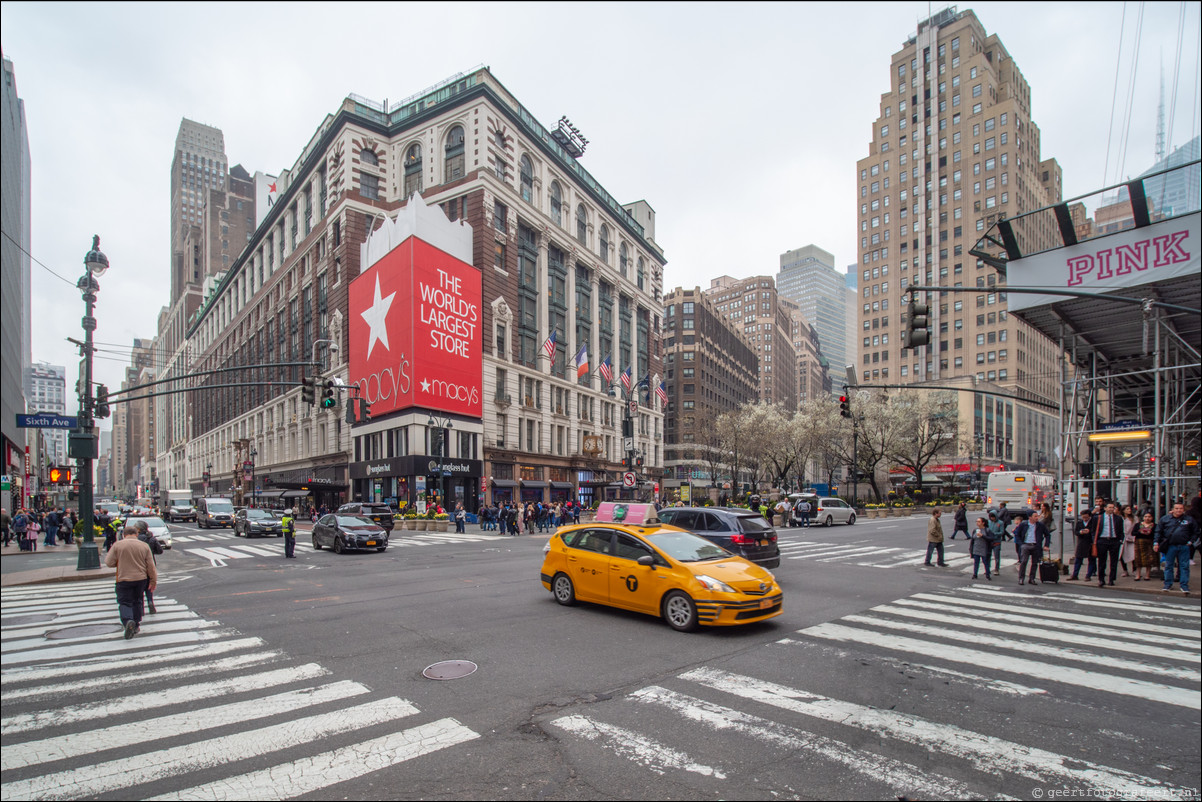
[855,8,1064,406]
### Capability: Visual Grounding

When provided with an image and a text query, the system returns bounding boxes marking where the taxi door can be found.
[608,532,668,614]
[564,529,614,603]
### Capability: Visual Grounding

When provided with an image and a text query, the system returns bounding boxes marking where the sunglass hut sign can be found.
[349,205,481,419]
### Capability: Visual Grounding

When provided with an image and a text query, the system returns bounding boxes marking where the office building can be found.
[777,244,848,398]
[705,275,798,411]
[662,286,759,496]
[24,363,67,464]
[2,52,32,510]
[855,8,1066,464]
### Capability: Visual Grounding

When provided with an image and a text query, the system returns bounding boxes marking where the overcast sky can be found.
[2,1,1199,426]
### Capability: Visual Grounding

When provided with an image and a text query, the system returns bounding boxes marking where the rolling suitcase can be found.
[1039,560,1060,584]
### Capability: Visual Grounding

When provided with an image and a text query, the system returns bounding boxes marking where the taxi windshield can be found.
[647,530,731,562]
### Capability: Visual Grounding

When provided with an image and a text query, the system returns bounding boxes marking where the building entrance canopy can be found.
[973,160,1200,542]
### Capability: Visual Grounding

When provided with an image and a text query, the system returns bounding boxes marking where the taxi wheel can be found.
[662,591,699,632]
[312,535,322,550]
[551,573,577,606]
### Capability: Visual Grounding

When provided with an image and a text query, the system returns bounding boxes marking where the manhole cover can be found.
[46,624,124,640]
[1,614,56,627]
[422,660,478,680]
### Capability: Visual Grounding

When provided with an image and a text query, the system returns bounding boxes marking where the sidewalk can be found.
[1,540,116,587]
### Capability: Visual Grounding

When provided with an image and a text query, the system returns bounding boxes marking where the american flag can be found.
[599,356,613,383]
[620,366,632,390]
[574,345,589,378]
[655,382,668,405]
[542,331,557,361]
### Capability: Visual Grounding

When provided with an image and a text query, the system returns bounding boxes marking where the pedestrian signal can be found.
[50,466,72,483]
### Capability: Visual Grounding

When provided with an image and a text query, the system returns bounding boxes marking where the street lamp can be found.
[204,462,212,496]
[248,446,257,508]
[75,235,108,571]
[427,414,453,509]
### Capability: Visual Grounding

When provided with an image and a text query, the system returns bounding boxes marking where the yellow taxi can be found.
[539,502,783,632]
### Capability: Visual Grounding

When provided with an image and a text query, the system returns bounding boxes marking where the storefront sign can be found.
[350,455,483,481]
[349,203,481,420]
[1007,213,1199,311]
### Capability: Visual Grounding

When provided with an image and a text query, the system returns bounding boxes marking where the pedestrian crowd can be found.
[477,500,581,536]
[934,491,1200,592]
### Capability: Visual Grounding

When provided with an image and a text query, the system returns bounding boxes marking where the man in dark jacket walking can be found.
[1091,501,1126,588]
[1155,502,1199,594]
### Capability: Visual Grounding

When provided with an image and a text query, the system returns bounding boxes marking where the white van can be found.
[196,497,236,529]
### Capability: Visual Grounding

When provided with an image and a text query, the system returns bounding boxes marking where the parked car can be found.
[124,514,173,550]
[656,507,780,569]
[336,502,396,531]
[196,497,236,529]
[813,497,856,526]
[312,514,389,553]
[234,508,282,538]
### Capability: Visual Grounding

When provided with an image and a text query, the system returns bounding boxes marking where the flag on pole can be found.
[599,355,613,383]
[542,331,557,361]
[620,366,632,390]
[574,345,589,378]
[655,382,669,405]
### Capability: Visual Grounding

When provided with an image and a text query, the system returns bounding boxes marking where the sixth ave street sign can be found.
[17,414,78,429]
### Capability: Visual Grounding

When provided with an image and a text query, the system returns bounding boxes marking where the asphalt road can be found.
[2,515,1198,800]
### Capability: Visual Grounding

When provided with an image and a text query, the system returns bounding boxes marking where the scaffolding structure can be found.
[972,161,1201,559]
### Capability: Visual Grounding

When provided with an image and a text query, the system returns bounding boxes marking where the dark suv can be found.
[656,507,781,569]
[336,502,395,532]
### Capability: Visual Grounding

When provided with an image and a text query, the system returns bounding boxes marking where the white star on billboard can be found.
[361,275,395,359]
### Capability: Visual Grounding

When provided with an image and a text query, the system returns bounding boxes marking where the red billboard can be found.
[349,236,482,419]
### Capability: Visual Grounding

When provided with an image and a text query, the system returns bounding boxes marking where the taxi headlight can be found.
[695,575,736,593]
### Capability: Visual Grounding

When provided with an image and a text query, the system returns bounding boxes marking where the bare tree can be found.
[831,390,905,502]
[888,391,960,495]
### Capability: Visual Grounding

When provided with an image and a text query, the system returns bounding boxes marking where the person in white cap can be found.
[281,508,296,558]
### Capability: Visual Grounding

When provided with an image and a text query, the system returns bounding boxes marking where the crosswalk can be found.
[778,534,1023,573]
[170,529,509,566]
[543,586,1200,798]
[0,583,478,800]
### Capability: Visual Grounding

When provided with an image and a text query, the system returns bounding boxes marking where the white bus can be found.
[986,471,1054,512]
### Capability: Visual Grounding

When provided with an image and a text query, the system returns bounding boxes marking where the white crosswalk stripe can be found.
[776,535,1017,574]
[172,530,509,564]
[0,584,478,800]
[540,586,1198,796]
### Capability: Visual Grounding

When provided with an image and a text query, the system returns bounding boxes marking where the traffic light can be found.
[359,397,372,422]
[635,455,644,468]
[49,466,72,483]
[321,379,337,409]
[902,296,930,349]
[94,385,110,419]
[301,376,317,405]
[839,395,852,419]
[345,399,358,424]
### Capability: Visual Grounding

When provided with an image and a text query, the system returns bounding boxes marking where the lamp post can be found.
[204,462,212,497]
[619,376,651,500]
[427,414,454,509]
[75,236,108,571]
[248,447,257,508]
[974,433,984,497]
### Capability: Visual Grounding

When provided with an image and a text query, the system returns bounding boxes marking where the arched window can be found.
[404,143,423,197]
[360,148,379,167]
[445,126,465,182]
[520,155,533,203]
[619,242,629,277]
[549,182,563,226]
[637,257,645,291]
[576,204,588,245]
[599,225,610,263]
